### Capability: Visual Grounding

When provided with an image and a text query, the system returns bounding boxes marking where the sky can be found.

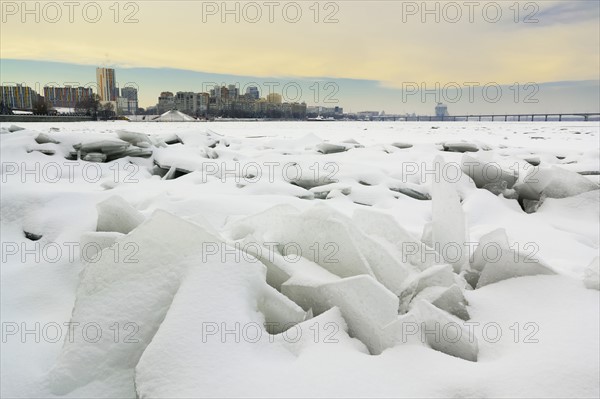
[1,0,599,114]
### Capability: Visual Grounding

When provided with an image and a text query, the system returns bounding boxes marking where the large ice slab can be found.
[95,196,145,234]
[398,264,456,313]
[429,155,469,272]
[461,154,518,190]
[476,249,555,288]
[584,257,599,290]
[412,300,478,361]
[79,231,124,261]
[411,285,470,321]
[470,228,510,272]
[515,165,599,200]
[51,209,308,394]
[116,130,153,146]
[49,211,223,393]
[282,275,399,355]
[442,142,479,153]
[353,208,435,270]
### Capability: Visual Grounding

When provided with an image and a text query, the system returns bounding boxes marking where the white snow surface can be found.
[1,121,599,398]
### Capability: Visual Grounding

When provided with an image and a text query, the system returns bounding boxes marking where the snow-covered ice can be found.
[1,121,598,398]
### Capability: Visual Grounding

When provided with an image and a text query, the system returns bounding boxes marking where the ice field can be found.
[1,121,599,398]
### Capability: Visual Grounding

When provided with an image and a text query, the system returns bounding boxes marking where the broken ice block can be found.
[83,152,107,162]
[353,208,435,270]
[515,165,599,200]
[316,142,349,154]
[79,231,124,261]
[35,133,60,144]
[584,257,599,290]
[282,275,399,355]
[117,130,152,146]
[442,142,479,153]
[96,195,145,234]
[411,285,470,321]
[8,124,25,132]
[461,154,518,190]
[430,155,469,272]
[476,249,555,288]
[391,142,413,149]
[471,228,510,272]
[49,211,225,394]
[398,264,455,313]
[412,300,478,361]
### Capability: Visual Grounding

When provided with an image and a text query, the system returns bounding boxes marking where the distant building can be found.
[44,86,93,108]
[121,86,137,101]
[435,102,449,118]
[157,91,175,113]
[357,111,379,118]
[156,84,311,119]
[227,84,239,100]
[307,106,343,116]
[246,86,259,100]
[120,87,138,114]
[212,86,229,100]
[1,84,41,109]
[96,67,117,101]
[291,102,307,118]
[175,92,195,114]
[145,105,158,114]
[266,93,282,104]
[174,92,209,116]
[116,97,132,115]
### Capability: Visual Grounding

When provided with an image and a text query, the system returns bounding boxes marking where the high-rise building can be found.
[96,67,117,101]
[121,87,139,113]
[175,92,195,114]
[245,86,259,100]
[213,86,232,101]
[121,87,137,101]
[1,84,41,109]
[44,86,93,108]
[174,92,209,116]
[227,84,239,100]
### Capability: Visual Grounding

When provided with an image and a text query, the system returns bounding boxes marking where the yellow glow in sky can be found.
[1,0,599,87]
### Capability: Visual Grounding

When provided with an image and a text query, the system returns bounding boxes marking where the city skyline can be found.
[2,58,599,115]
